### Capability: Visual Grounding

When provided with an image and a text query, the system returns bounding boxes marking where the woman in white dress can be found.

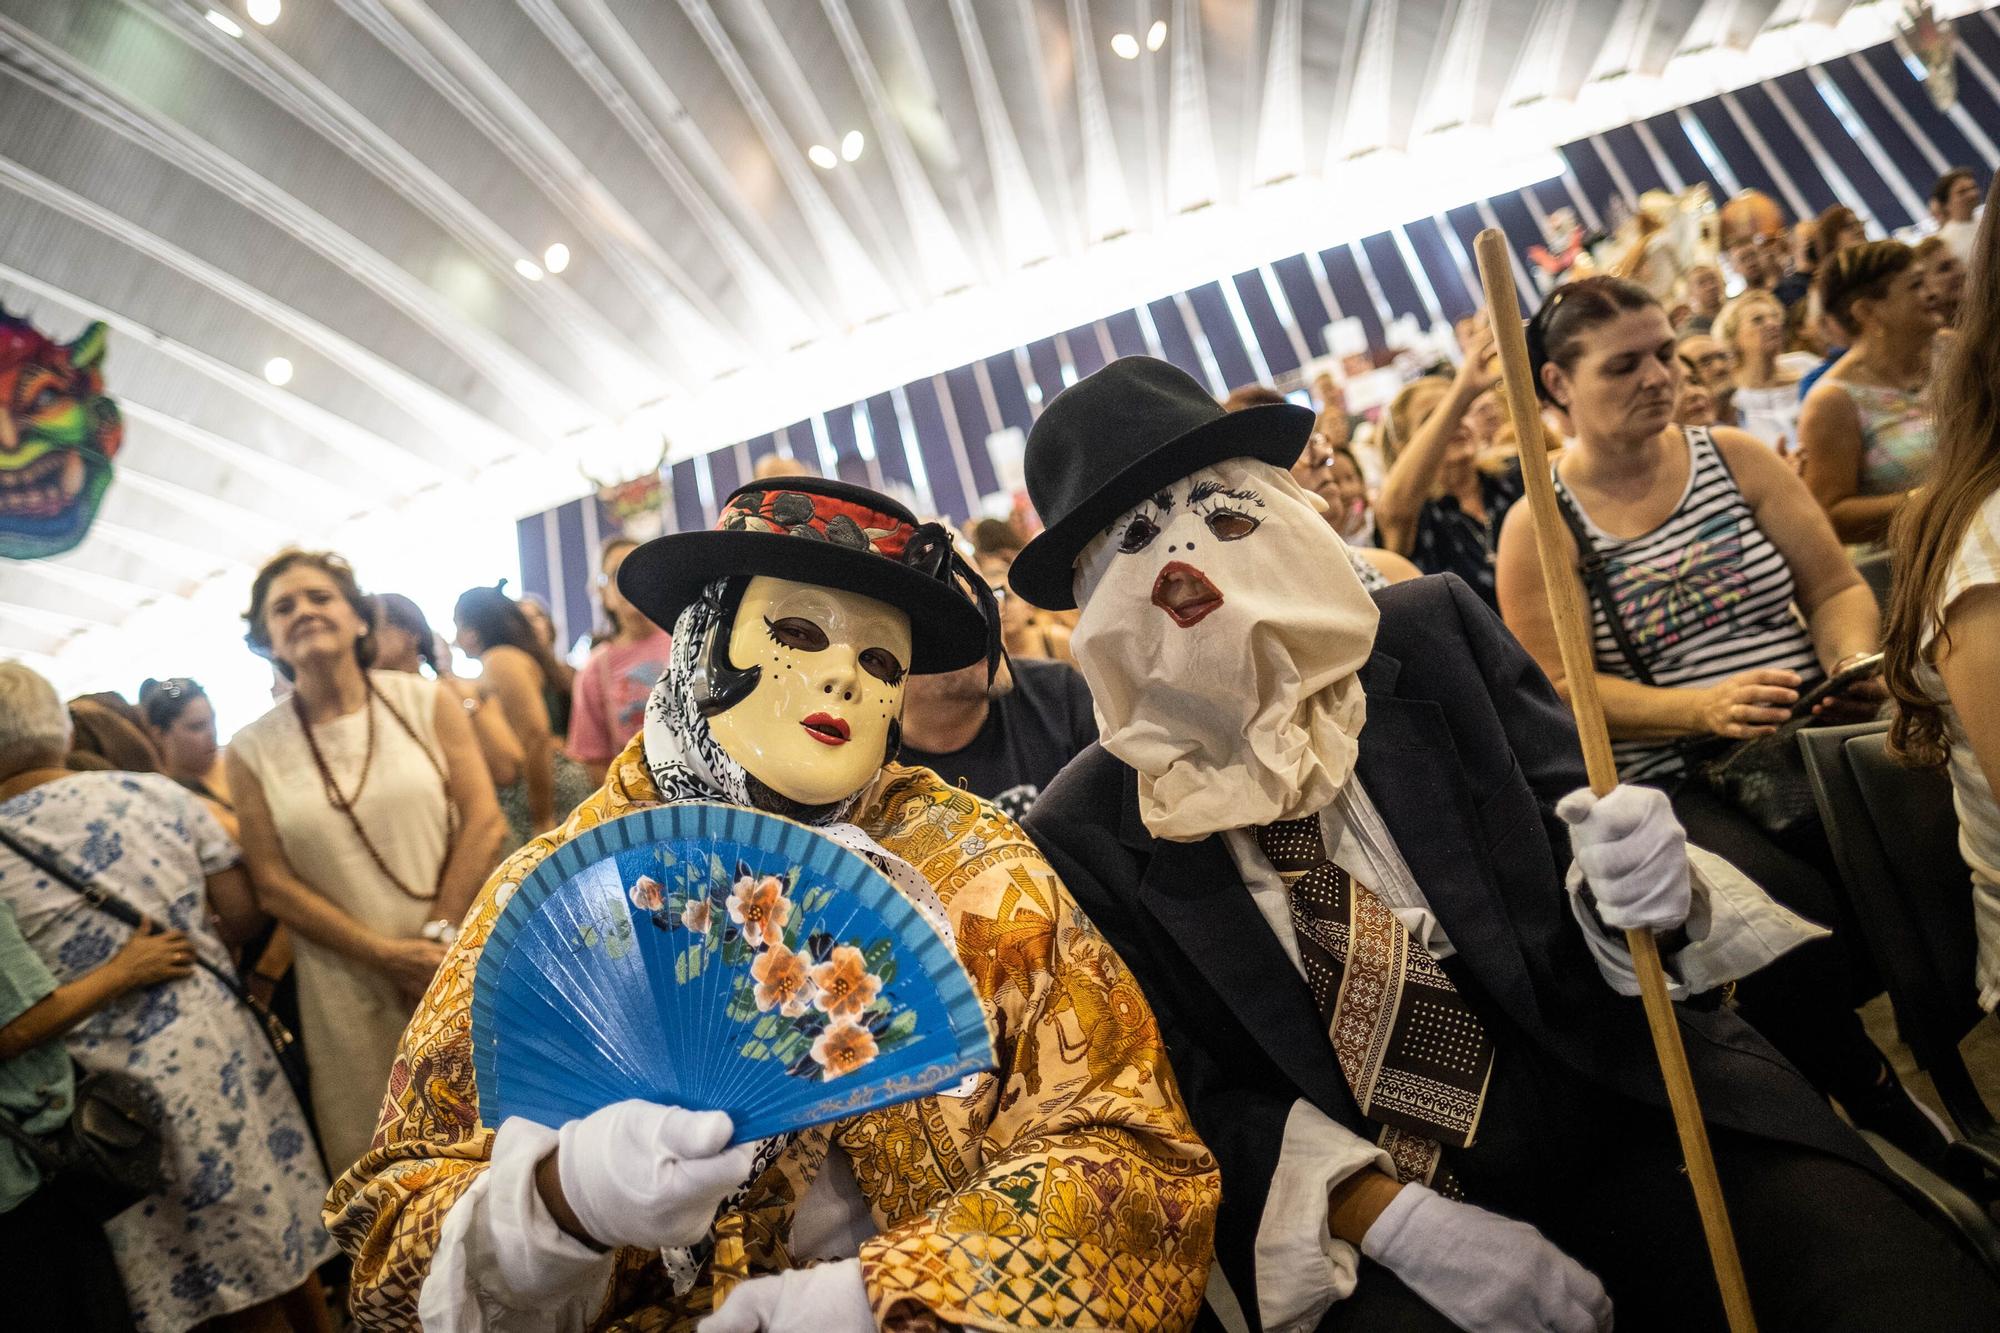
[230,550,507,1176]
[0,663,334,1332]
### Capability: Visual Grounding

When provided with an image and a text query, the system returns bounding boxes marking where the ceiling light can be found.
[542,242,570,274]
[262,357,293,387]
[808,144,838,169]
[514,258,544,281]
[1146,20,1167,51]
[204,9,243,37]
[1110,32,1140,59]
[840,130,865,162]
[246,0,281,25]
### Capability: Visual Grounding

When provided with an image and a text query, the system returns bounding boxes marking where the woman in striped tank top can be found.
[1496,276,1949,1166]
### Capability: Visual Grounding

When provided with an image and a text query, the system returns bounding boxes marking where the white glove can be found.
[1361,1183,1612,1332]
[1556,784,1690,933]
[555,1100,762,1251]
[698,1257,874,1333]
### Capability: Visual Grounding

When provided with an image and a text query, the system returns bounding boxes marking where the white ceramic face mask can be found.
[705,576,913,808]
[1068,458,1379,841]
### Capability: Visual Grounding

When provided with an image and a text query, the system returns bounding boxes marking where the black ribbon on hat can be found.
[902,521,1004,681]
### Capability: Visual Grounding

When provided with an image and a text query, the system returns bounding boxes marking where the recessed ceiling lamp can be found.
[514,258,544,281]
[840,130,865,161]
[1110,32,1140,59]
[543,242,570,274]
[1146,20,1167,50]
[808,144,839,169]
[247,0,281,25]
[204,9,243,37]
[263,356,293,386]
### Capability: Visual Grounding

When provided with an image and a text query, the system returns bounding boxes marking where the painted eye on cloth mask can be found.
[1204,509,1260,541]
[1118,513,1162,554]
[1188,480,1265,543]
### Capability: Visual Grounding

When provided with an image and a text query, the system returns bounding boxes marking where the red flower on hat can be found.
[720,489,915,559]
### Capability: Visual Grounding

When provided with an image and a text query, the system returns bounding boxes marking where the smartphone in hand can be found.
[1790,652,1885,720]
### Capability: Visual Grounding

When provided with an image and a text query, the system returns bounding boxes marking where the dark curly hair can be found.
[244,549,375,680]
[1815,240,1917,338]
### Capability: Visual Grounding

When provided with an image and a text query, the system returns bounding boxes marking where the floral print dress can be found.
[0,772,334,1332]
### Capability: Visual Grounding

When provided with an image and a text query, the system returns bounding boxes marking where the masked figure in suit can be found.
[1014,357,1999,1333]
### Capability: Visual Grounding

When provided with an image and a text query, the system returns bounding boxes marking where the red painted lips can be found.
[801,713,851,746]
[1151,561,1224,628]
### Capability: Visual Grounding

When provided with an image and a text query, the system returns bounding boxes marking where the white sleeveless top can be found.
[1554,428,1821,781]
[1914,489,2000,1012]
[232,670,451,924]
[231,670,452,1172]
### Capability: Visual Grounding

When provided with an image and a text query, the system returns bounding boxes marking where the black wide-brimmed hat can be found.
[618,477,990,673]
[1009,356,1314,610]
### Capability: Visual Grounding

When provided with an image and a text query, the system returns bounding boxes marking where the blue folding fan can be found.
[470,802,995,1144]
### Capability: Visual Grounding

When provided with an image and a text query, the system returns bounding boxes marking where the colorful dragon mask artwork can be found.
[0,307,122,559]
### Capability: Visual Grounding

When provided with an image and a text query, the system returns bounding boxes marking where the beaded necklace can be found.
[293,677,453,902]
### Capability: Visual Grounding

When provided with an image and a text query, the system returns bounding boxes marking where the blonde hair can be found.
[1380,376,1452,468]
[1712,289,1782,353]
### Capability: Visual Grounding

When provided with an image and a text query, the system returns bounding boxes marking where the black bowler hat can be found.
[618,477,991,673]
[1009,357,1314,610]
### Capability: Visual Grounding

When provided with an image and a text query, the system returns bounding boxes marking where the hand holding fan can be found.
[471,803,995,1144]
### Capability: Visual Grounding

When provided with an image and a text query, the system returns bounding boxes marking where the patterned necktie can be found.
[1256,815,1496,1194]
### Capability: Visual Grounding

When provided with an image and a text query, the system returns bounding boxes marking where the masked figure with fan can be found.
[326,477,1219,1333]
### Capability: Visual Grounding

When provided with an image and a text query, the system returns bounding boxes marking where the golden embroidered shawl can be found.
[325,736,1218,1331]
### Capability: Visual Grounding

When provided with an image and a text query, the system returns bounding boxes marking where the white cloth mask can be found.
[1068,458,1379,841]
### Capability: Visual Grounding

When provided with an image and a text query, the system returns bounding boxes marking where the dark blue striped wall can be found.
[521,22,2000,645]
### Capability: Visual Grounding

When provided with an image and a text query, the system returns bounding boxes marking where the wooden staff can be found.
[1473,229,1758,1333]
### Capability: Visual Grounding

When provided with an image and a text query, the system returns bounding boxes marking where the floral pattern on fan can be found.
[623,856,915,1082]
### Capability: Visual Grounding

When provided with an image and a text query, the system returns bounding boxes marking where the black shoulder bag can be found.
[0,1060,164,1223]
[1552,485,1827,839]
[0,826,309,1107]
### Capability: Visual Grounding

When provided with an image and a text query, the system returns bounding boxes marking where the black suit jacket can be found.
[1025,575,1872,1329]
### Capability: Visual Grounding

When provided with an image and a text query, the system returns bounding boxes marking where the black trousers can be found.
[1320,1119,2000,1332]
[1314,949,2000,1332]
[1662,784,1891,1104]
[0,1185,134,1331]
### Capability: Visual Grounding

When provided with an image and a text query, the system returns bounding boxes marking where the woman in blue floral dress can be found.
[0,663,334,1332]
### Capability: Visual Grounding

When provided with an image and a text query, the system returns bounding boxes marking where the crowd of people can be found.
[1,161,1997,1332]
